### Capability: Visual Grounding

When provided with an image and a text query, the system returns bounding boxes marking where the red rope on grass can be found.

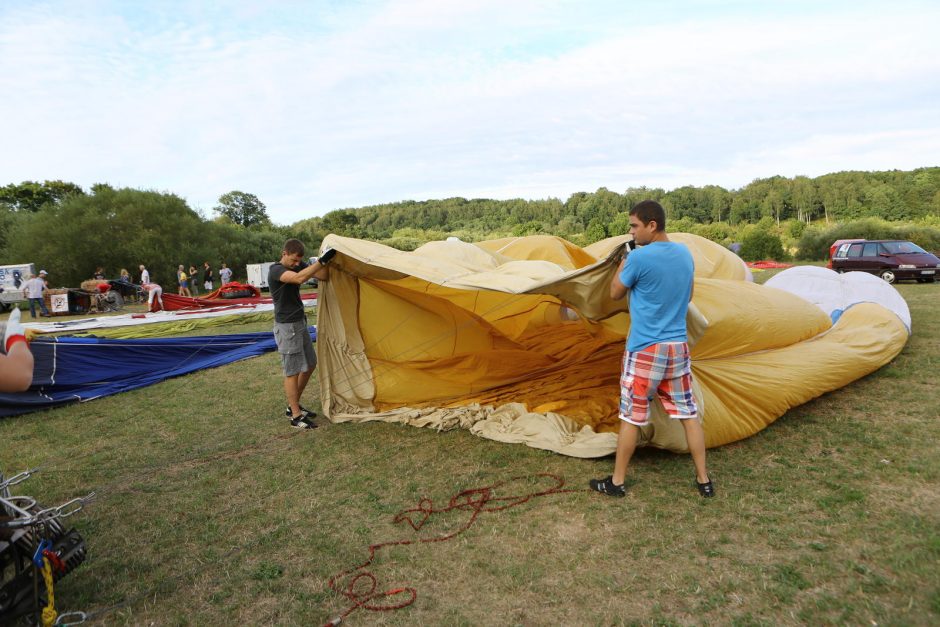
[324,472,577,625]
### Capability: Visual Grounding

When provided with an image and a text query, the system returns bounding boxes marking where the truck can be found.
[0,263,36,312]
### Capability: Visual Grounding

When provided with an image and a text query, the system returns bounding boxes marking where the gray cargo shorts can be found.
[273,319,316,377]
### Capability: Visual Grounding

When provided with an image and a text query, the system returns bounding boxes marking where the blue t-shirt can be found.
[618,241,694,352]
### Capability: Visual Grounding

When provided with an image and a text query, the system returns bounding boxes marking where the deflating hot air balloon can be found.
[314,233,909,458]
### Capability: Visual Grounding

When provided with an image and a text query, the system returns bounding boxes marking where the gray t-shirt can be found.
[269,261,308,323]
[25,277,46,299]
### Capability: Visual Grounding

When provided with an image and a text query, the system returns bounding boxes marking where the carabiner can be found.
[32,538,52,568]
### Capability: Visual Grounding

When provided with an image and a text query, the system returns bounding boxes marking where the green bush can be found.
[669,217,695,234]
[585,218,607,244]
[691,221,736,246]
[739,228,786,261]
[379,236,423,251]
[512,221,547,236]
[895,224,940,253]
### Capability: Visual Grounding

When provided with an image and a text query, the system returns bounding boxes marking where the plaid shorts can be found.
[620,341,698,426]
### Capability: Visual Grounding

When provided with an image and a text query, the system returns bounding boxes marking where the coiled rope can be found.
[325,472,578,625]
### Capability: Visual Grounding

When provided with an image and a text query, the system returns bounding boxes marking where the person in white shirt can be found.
[25,270,50,318]
[219,263,233,285]
[139,264,150,284]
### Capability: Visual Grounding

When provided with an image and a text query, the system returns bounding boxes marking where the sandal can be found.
[695,478,715,498]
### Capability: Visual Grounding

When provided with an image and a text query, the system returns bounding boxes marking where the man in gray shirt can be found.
[268,238,334,429]
[25,270,50,318]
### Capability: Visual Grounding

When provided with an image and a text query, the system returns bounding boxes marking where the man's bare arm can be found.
[610,258,628,300]
[278,261,327,285]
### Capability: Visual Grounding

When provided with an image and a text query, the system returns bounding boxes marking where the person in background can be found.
[269,239,333,429]
[0,308,33,391]
[589,200,713,499]
[189,264,200,296]
[93,267,106,280]
[25,270,50,318]
[139,264,150,285]
[142,282,164,311]
[219,263,233,285]
[203,261,214,292]
[177,265,191,297]
[119,268,131,282]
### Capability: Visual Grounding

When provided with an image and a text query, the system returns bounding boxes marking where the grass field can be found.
[1,274,938,625]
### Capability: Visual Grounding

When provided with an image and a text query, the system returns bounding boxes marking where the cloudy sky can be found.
[2,0,938,225]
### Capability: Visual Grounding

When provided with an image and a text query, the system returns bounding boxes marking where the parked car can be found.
[826,239,864,268]
[830,239,940,283]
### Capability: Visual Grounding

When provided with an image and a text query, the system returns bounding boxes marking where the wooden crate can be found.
[44,288,71,316]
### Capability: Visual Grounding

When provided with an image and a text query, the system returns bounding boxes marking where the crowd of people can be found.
[174,261,221,297]
[91,262,237,293]
[7,260,241,319]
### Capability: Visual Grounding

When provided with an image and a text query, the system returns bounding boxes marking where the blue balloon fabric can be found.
[0,328,316,417]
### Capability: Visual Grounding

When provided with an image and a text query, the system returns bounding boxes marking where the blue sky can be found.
[2,0,938,225]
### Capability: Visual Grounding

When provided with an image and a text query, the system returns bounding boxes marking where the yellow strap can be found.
[41,557,57,627]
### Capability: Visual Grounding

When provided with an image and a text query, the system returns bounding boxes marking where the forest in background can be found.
[2,168,939,286]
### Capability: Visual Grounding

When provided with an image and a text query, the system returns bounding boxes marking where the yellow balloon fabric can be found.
[315,234,908,457]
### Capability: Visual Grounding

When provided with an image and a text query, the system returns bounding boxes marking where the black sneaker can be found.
[290,415,317,429]
[589,475,626,497]
[695,478,715,498]
[285,405,317,419]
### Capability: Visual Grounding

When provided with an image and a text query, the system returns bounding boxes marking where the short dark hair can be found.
[629,200,666,232]
[283,238,305,256]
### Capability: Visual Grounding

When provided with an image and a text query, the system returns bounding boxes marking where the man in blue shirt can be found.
[590,200,714,498]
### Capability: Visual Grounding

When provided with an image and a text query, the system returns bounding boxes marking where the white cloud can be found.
[1,0,938,224]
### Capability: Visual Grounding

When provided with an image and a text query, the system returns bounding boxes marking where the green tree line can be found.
[0,185,289,286]
[2,168,939,284]
[291,168,939,244]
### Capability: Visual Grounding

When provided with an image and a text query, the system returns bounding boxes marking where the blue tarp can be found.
[0,328,316,418]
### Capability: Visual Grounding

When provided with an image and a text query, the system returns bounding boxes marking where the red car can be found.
[830,239,940,284]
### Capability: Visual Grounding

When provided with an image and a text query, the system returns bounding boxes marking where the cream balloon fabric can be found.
[315,234,908,457]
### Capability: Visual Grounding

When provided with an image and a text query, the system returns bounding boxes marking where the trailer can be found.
[0,263,35,312]
[246,261,276,291]
[245,259,319,291]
